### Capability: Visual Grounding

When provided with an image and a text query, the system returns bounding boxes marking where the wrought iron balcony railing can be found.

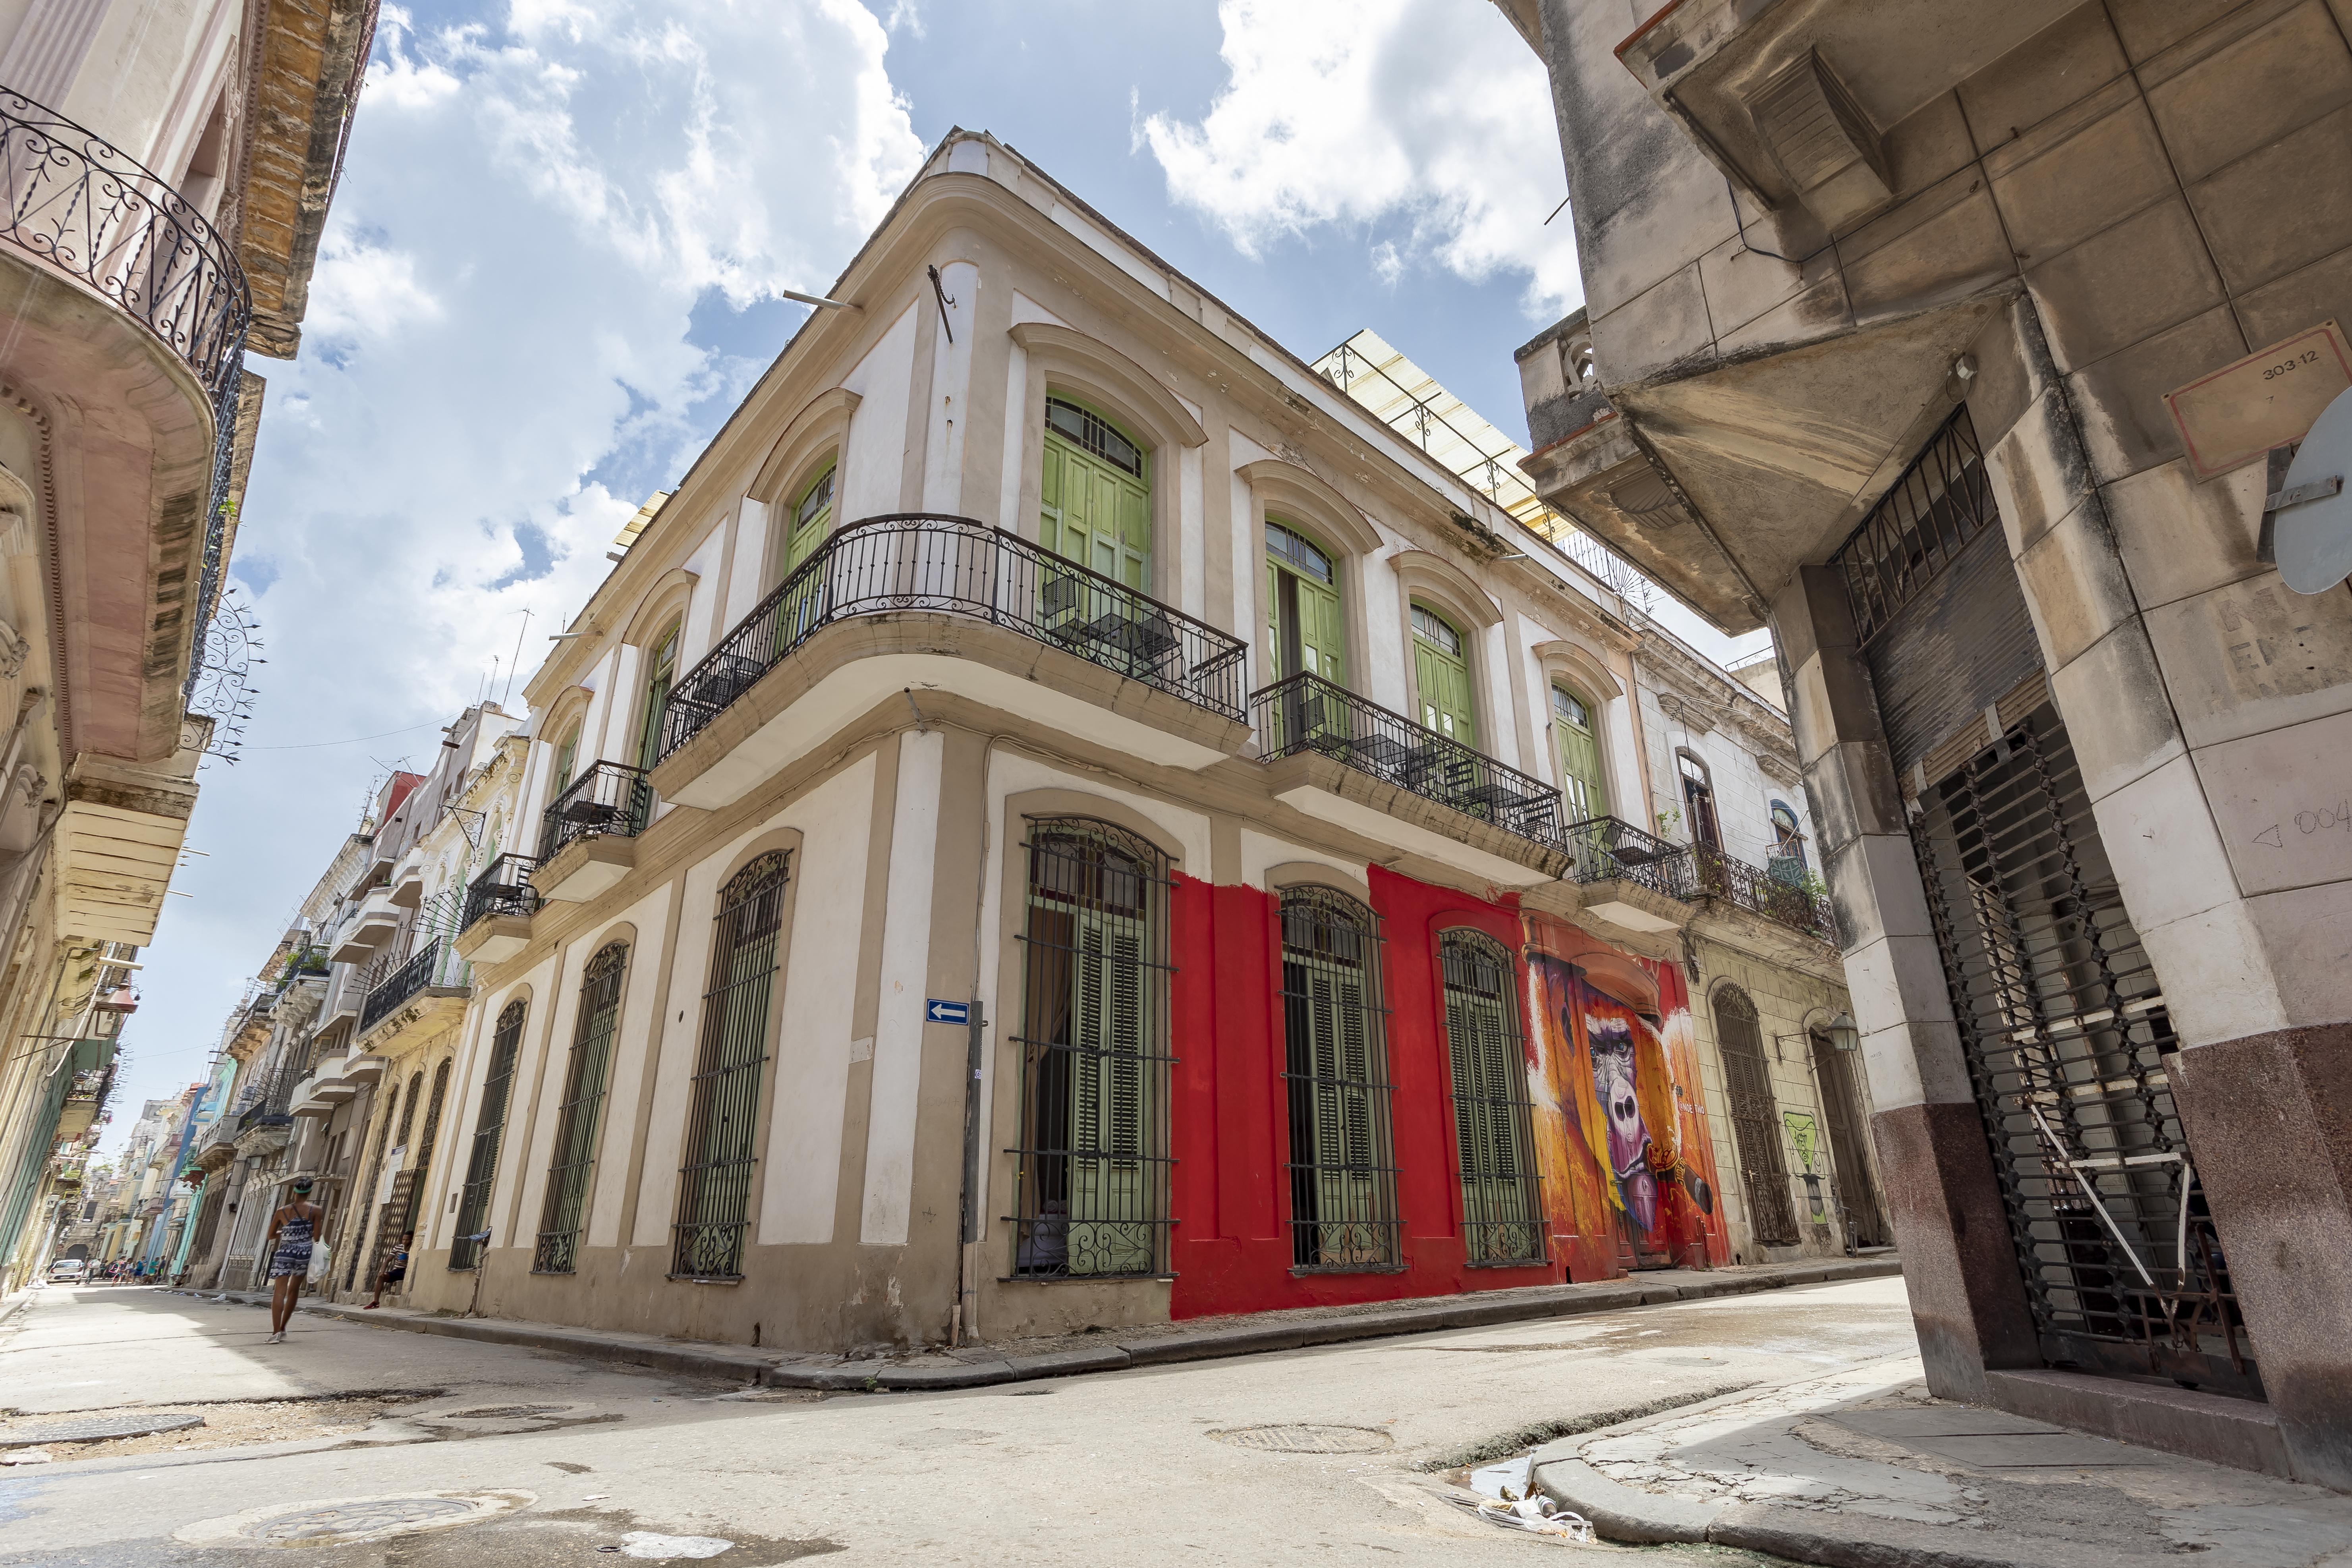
[359,938,467,1033]
[463,853,539,931]
[1560,815,1694,898]
[235,1066,297,1133]
[538,762,652,862]
[1251,671,1566,844]
[1690,843,1836,942]
[0,90,253,702]
[659,514,1250,761]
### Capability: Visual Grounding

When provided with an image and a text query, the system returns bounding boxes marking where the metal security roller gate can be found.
[1836,406,2260,1398]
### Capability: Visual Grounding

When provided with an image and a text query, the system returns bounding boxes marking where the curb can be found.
[195,1256,1902,1396]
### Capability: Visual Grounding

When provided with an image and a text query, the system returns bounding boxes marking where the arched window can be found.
[535,941,628,1274]
[780,463,834,581]
[1041,396,1150,590]
[1769,801,1807,882]
[1552,685,1608,822]
[344,1076,409,1290]
[635,621,680,772]
[673,852,791,1280]
[1012,819,1173,1279]
[1411,603,1475,745]
[1713,986,1797,1246]
[450,999,526,1271]
[401,1058,452,1245]
[1678,751,1721,849]
[361,1071,427,1290]
[1280,886,1398,1271]
[1266,520,1344,684]
[1438,929,1543,1266]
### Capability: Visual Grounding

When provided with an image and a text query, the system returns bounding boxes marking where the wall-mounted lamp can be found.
[1823,1011,1860,1052]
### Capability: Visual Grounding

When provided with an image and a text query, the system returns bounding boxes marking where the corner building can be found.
[1499,0,2352,1485]
[411,130,1870,1351]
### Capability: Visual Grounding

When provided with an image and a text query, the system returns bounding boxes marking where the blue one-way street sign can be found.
[925,998,970,1025]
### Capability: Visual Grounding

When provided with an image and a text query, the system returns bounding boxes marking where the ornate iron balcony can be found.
[1690,842,1836,942]
[462,853,539,931]
[1560,815,1694,897]
[359,938,466,1033]
[0,90,253,699]
[1252,671,1566,844]
[538,762,651,863]
[659,514,1250,761]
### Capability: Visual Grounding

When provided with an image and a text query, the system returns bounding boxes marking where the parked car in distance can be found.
[47,1257,86,1283]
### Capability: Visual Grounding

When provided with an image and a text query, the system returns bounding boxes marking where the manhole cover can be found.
[443,1404,570,1419]
[176,1490,535,1549]
[1209,1423,1394,1454]
[0,1411,203,1447]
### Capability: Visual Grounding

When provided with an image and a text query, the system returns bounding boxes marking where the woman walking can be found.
[262,1179,326,1344]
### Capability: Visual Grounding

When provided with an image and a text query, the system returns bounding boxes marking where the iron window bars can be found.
[462,853,539,932]
[533,942,628,1275]
[358,937,467,1034]
[449,999,527,1271]
[1713,986,1801,1246]
[1831,405,1999,644]
[1688,843,1836,942]
[1252,671,1566,845]
[671,852,790,1280]
[0,93,254,702]
[1913,703,2255,1394]
[659,514,1250,762]
[538,761,653,863]
[1008,819,1177,1280]
[1438,930,1545,1267]
[1280,886,1402,1272]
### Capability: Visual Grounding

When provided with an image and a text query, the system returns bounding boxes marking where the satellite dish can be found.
[2274,384,2352,594]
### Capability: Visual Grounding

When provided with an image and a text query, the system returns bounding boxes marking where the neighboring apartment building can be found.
[1316,330,1881,1260]
[377,129,1878,1359]
[290,702,522,1305]
[1498,0,2352,1484]
[0,0,373,1288]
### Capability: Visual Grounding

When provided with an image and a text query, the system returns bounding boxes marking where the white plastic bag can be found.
[306,1240,331,1285]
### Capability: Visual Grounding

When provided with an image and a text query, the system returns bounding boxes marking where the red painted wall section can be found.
[1170,865,1565,1319]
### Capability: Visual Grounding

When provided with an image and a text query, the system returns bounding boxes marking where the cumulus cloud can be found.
[1140,0,1580,319]
[113,0,924,1111]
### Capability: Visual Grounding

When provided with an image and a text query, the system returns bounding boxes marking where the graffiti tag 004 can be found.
[2250,799,2351,850]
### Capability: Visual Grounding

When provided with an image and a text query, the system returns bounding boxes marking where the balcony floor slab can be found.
[534,837,635,904]
[455,914,533,964]
[1261,750,1573,887]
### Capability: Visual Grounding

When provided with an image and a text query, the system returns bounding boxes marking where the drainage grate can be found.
[176,1490,535,1549]
[1209,1423,1394,1454]
[0,1412,203,1447]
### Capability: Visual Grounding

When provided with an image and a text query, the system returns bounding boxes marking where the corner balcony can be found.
[0,90,251,743]
[651,514,1251,811]
[1252,673,1574,887]
[1556,816,1699,937]
[534,763,650,903]
[355,938,469,1049]
[1688,842,1840,950]
[289,1052,351,1119]
[456,853,538,964]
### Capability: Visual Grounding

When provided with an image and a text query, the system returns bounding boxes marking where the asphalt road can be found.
[0,1278,1922,1565]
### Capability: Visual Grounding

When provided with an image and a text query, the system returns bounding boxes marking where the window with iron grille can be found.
[1831,404,1998,643]
[1438,930,1543,1267]
[1713,985,1799,1246]
[343,1075,410,1290]
[1009,820,1175,1280]
[450,1000,525,1271]
[397,1058,451,1242]
[1281,886,1400,1271]
[534,942,628,1274]
[672,852,789,1280]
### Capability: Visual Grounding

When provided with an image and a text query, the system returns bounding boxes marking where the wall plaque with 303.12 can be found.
[2164,319,2352,480]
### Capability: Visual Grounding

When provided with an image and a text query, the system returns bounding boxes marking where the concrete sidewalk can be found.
[1531,1359,2352,1568]
[195,1253,1900,1393]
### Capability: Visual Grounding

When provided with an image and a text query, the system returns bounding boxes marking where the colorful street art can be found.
[1523,913,1730,1279]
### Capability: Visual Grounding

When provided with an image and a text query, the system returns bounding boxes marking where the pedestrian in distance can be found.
[365,1230,412,1309]
[262,1179,327,1344]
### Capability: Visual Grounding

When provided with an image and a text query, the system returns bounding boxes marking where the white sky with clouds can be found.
[100,0,1766,1156]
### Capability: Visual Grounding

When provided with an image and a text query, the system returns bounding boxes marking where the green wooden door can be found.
[1063,909,1152,1276]
[781,466,834,579]
[1552,686,1608,821]
[636,624,678,772]
[1041,399,1149,591]
[1412,604,1475,745]
[1267,522,1345,682]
